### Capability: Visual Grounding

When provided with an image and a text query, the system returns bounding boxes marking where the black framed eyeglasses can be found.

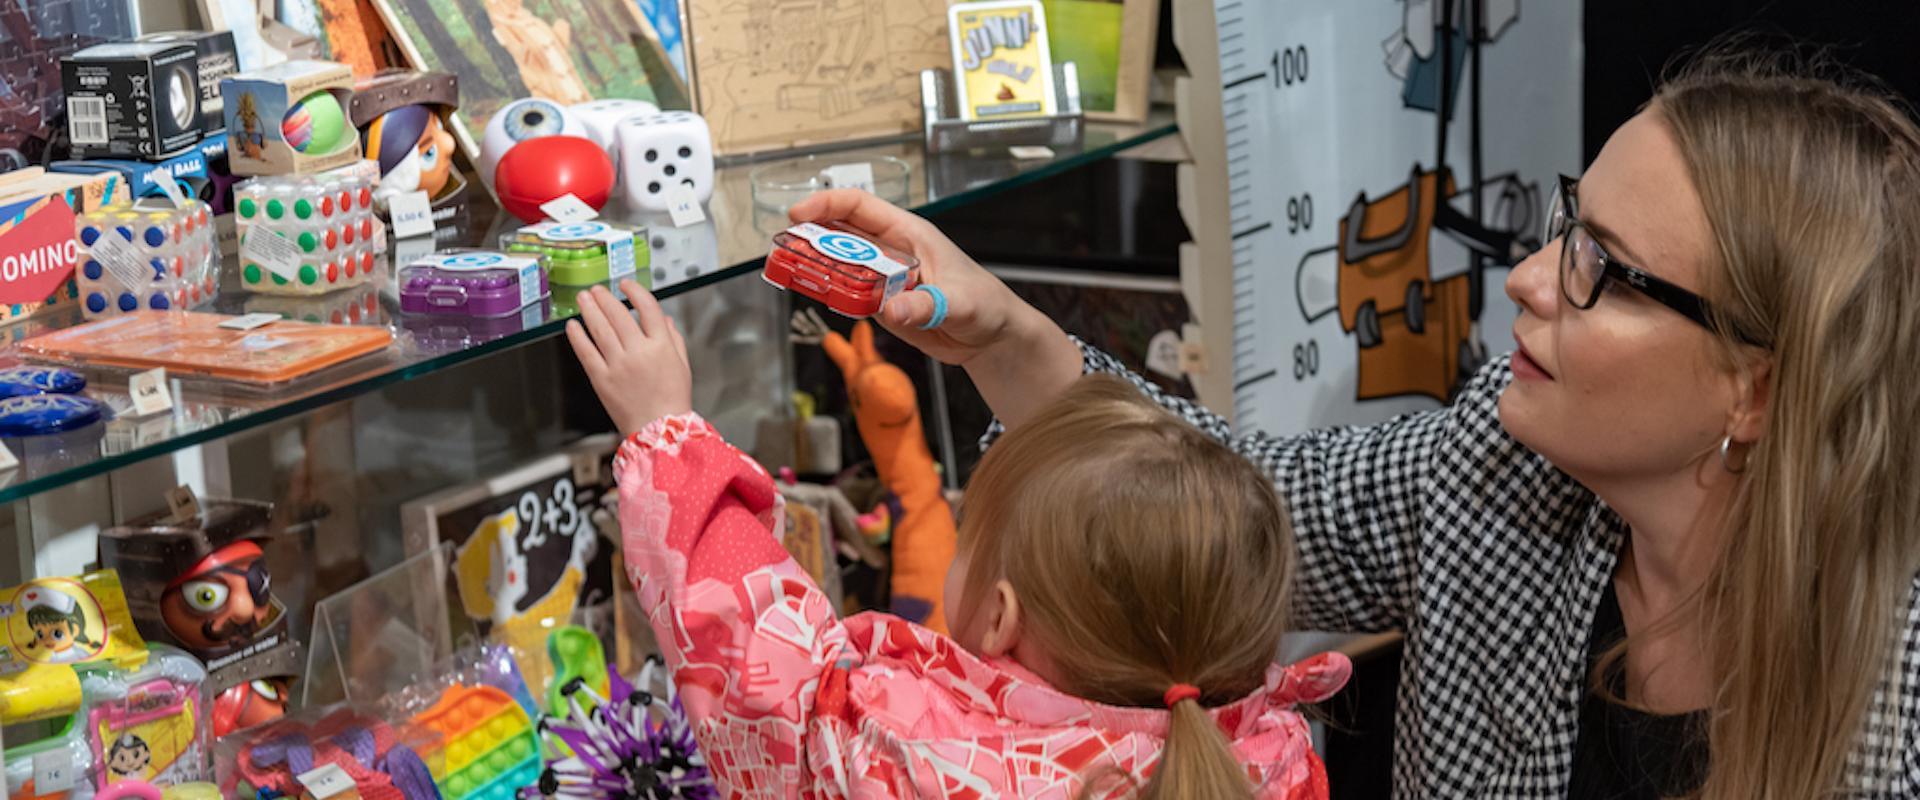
[1545,176,1767,347]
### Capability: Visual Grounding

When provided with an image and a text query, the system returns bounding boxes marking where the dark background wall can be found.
[1583,0,1920,163]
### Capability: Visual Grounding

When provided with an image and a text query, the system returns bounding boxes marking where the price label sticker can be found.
[297,763,357,799]
[88,230,157,289]
[0,440,17,473]
[573,454,603,488]
[33,750,73,793]
[1145,329,1184,380]
[664,183,706,228]
[389,190,436,239]
[242,227,303,281]
[1009,145,1055,160]
[821,162,876,194]
[154,175,189,208]
[541,193,600,224]
[167,484,200,522]
[129,367,173,417]
[219,312,282,331]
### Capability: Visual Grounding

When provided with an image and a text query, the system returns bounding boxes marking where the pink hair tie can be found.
[1163,683,1201,708]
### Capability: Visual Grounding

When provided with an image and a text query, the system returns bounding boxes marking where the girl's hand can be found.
[788,189,1032,367]
[565,280,692,438]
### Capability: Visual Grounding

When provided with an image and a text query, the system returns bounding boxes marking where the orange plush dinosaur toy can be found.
[817,319,954,634]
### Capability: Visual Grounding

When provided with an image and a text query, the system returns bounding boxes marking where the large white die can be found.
[570,98,659,162]
[615,111,714,212]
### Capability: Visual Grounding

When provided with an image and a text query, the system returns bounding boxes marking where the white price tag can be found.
[389,190,436,239]
[88,231,155,289]
[394,234,437,268]
[166,484,200,522]
[33,749,74,793]
[297,763,357,799]
[128,368,173,417]
[154,175,189,208]
[0,440,18,473]
[822,162,876,194]
[540,193,600,224]
[1009,145,1055,160]
[242,228,303,281]
[1145,329,1184,380]
[665,183,705,228]
[219,312,282,331]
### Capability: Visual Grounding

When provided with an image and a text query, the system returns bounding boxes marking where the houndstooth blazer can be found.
[988,339,1920,797]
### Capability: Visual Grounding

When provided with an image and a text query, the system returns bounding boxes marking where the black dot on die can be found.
[652,237,666,249]
[677,146,692,158]
[681,178,695,188]
[645,149,658,162]
[647,182,662,194]
[664,164,677,177]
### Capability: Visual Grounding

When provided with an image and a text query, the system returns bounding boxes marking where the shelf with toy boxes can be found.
[71,199,220,318]
[234,173,387,295]
[499,220,648,288]
[220,60,359,177]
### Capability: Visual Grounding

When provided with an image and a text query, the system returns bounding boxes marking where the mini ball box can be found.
[500,220,649,287]
[73,201,219,318]
[235,174,386,296]
[60,41,204,160]
[764,221,920,318]
[399,250,550,318]
[219,60,359,177]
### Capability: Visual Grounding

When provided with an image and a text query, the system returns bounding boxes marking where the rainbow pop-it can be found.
[413,685,539,800]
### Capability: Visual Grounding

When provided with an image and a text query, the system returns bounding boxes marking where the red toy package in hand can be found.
[763,221,919,318]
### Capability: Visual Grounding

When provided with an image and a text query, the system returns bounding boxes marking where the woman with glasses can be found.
[784,48,1920,798]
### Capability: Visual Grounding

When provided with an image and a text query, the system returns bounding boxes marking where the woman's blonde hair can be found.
[1619,45,1920,797]
[956,374,1296,799]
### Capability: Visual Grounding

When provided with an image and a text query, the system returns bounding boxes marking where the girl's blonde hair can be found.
[1613,45,1920,797]
[956,374,1296,799]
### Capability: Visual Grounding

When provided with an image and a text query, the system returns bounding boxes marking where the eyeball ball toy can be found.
[282,90,346,154]
[493,135,614,223]
[480,97,586,188]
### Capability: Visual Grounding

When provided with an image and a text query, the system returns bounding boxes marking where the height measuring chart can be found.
[1214,0,1580,433]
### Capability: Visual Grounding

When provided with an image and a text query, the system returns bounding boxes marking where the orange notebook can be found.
[18,311,393,385]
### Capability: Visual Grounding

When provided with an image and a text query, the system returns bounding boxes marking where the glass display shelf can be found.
[0,110,1176,504]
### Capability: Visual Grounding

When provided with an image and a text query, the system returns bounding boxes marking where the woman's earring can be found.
[1719,434,1749,474]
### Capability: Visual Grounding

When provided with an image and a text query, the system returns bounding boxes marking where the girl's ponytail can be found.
[1141,687,1255,800]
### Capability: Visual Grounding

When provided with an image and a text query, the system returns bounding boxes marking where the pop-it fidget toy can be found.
[413,685,539,800]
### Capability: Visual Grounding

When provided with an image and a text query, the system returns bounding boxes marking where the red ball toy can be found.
[493,135,615,223]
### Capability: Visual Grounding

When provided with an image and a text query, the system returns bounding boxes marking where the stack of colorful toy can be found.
[72,201,217,318]
[235,173,386,295]
[411,685,539,800]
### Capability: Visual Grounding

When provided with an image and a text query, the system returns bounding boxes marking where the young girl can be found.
[566,281,1349,798]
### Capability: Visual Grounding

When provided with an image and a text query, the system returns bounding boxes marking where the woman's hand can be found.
[565,280,692,438]
[787,189,1084,429]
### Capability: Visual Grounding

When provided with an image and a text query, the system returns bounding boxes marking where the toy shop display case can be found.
[0,112,1178,758]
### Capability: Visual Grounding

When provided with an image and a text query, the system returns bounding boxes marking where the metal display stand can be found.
[920,63,1086,154]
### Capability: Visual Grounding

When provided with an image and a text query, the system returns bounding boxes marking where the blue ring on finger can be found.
[916,284,949,330]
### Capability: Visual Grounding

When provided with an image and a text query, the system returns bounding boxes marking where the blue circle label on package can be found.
[542,222,609,241]
[0,367,86,399]
[0,394,107,436]
[815,232,880,265]
[420,251,541,273]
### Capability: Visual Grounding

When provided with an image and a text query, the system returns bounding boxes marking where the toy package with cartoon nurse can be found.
[0,572,149,721]
[80,644,209,790]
